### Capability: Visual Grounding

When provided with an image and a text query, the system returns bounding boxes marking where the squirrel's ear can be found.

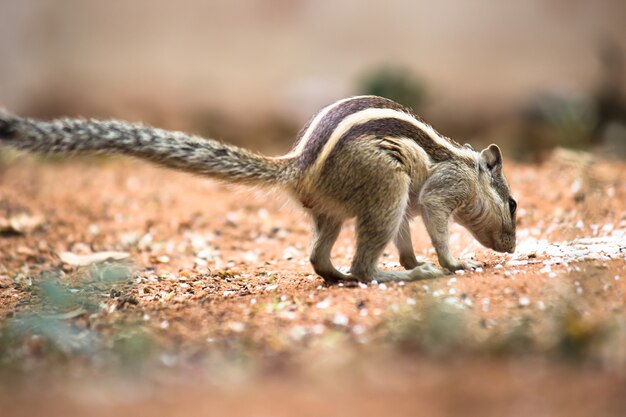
[479,144,502,173]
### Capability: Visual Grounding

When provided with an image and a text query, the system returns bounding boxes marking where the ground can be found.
[0,151,625,416]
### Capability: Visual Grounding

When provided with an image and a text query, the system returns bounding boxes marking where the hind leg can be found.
[349,184,443,282]
[309,213,348,282]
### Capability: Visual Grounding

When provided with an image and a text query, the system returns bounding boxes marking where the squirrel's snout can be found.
[490,237,515,254]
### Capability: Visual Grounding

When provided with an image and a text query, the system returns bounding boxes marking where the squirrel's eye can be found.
[508,198,517,215]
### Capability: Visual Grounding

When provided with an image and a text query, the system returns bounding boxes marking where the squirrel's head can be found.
[455,144,517,254]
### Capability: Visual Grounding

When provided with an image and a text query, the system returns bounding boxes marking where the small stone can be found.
[353,324,366,335]
[289,325,308,341]
[332,314,349,326]
[311,324,325,334]
[444,297,458,305]
[228,322,245,332]
[155,255,170,264]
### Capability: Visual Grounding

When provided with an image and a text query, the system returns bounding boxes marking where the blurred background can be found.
[1,0,625,157]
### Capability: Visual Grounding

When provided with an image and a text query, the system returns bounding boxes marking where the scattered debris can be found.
[0,213,44,234]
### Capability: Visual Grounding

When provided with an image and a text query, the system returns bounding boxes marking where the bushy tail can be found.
[0,112,292,186]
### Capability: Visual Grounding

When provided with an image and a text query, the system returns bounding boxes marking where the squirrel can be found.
[0,96,516,283]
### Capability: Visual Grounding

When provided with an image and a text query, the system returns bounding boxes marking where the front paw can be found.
[441,259,482,272]
[407,262,445,280]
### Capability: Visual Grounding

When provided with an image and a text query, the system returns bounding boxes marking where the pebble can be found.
[282,246,300,261]
[155,255,170,264]
[353,324,366,335]
[444,297,458,305]
[160,353,177,367]
[289,325,308,341]
[311,324,325,335]
[332,314,349,326]
[228,322,245,332]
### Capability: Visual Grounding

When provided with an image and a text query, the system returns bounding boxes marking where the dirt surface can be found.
[0,152,625,416]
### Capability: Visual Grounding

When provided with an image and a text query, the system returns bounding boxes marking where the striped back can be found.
[286,96,473,172]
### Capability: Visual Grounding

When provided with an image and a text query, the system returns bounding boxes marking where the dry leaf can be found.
[58,251,130,266]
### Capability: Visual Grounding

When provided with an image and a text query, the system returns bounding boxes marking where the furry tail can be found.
[0,112,292,186]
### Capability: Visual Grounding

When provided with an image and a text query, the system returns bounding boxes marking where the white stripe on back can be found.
[308,107,473,174]
[281,96,378,159]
